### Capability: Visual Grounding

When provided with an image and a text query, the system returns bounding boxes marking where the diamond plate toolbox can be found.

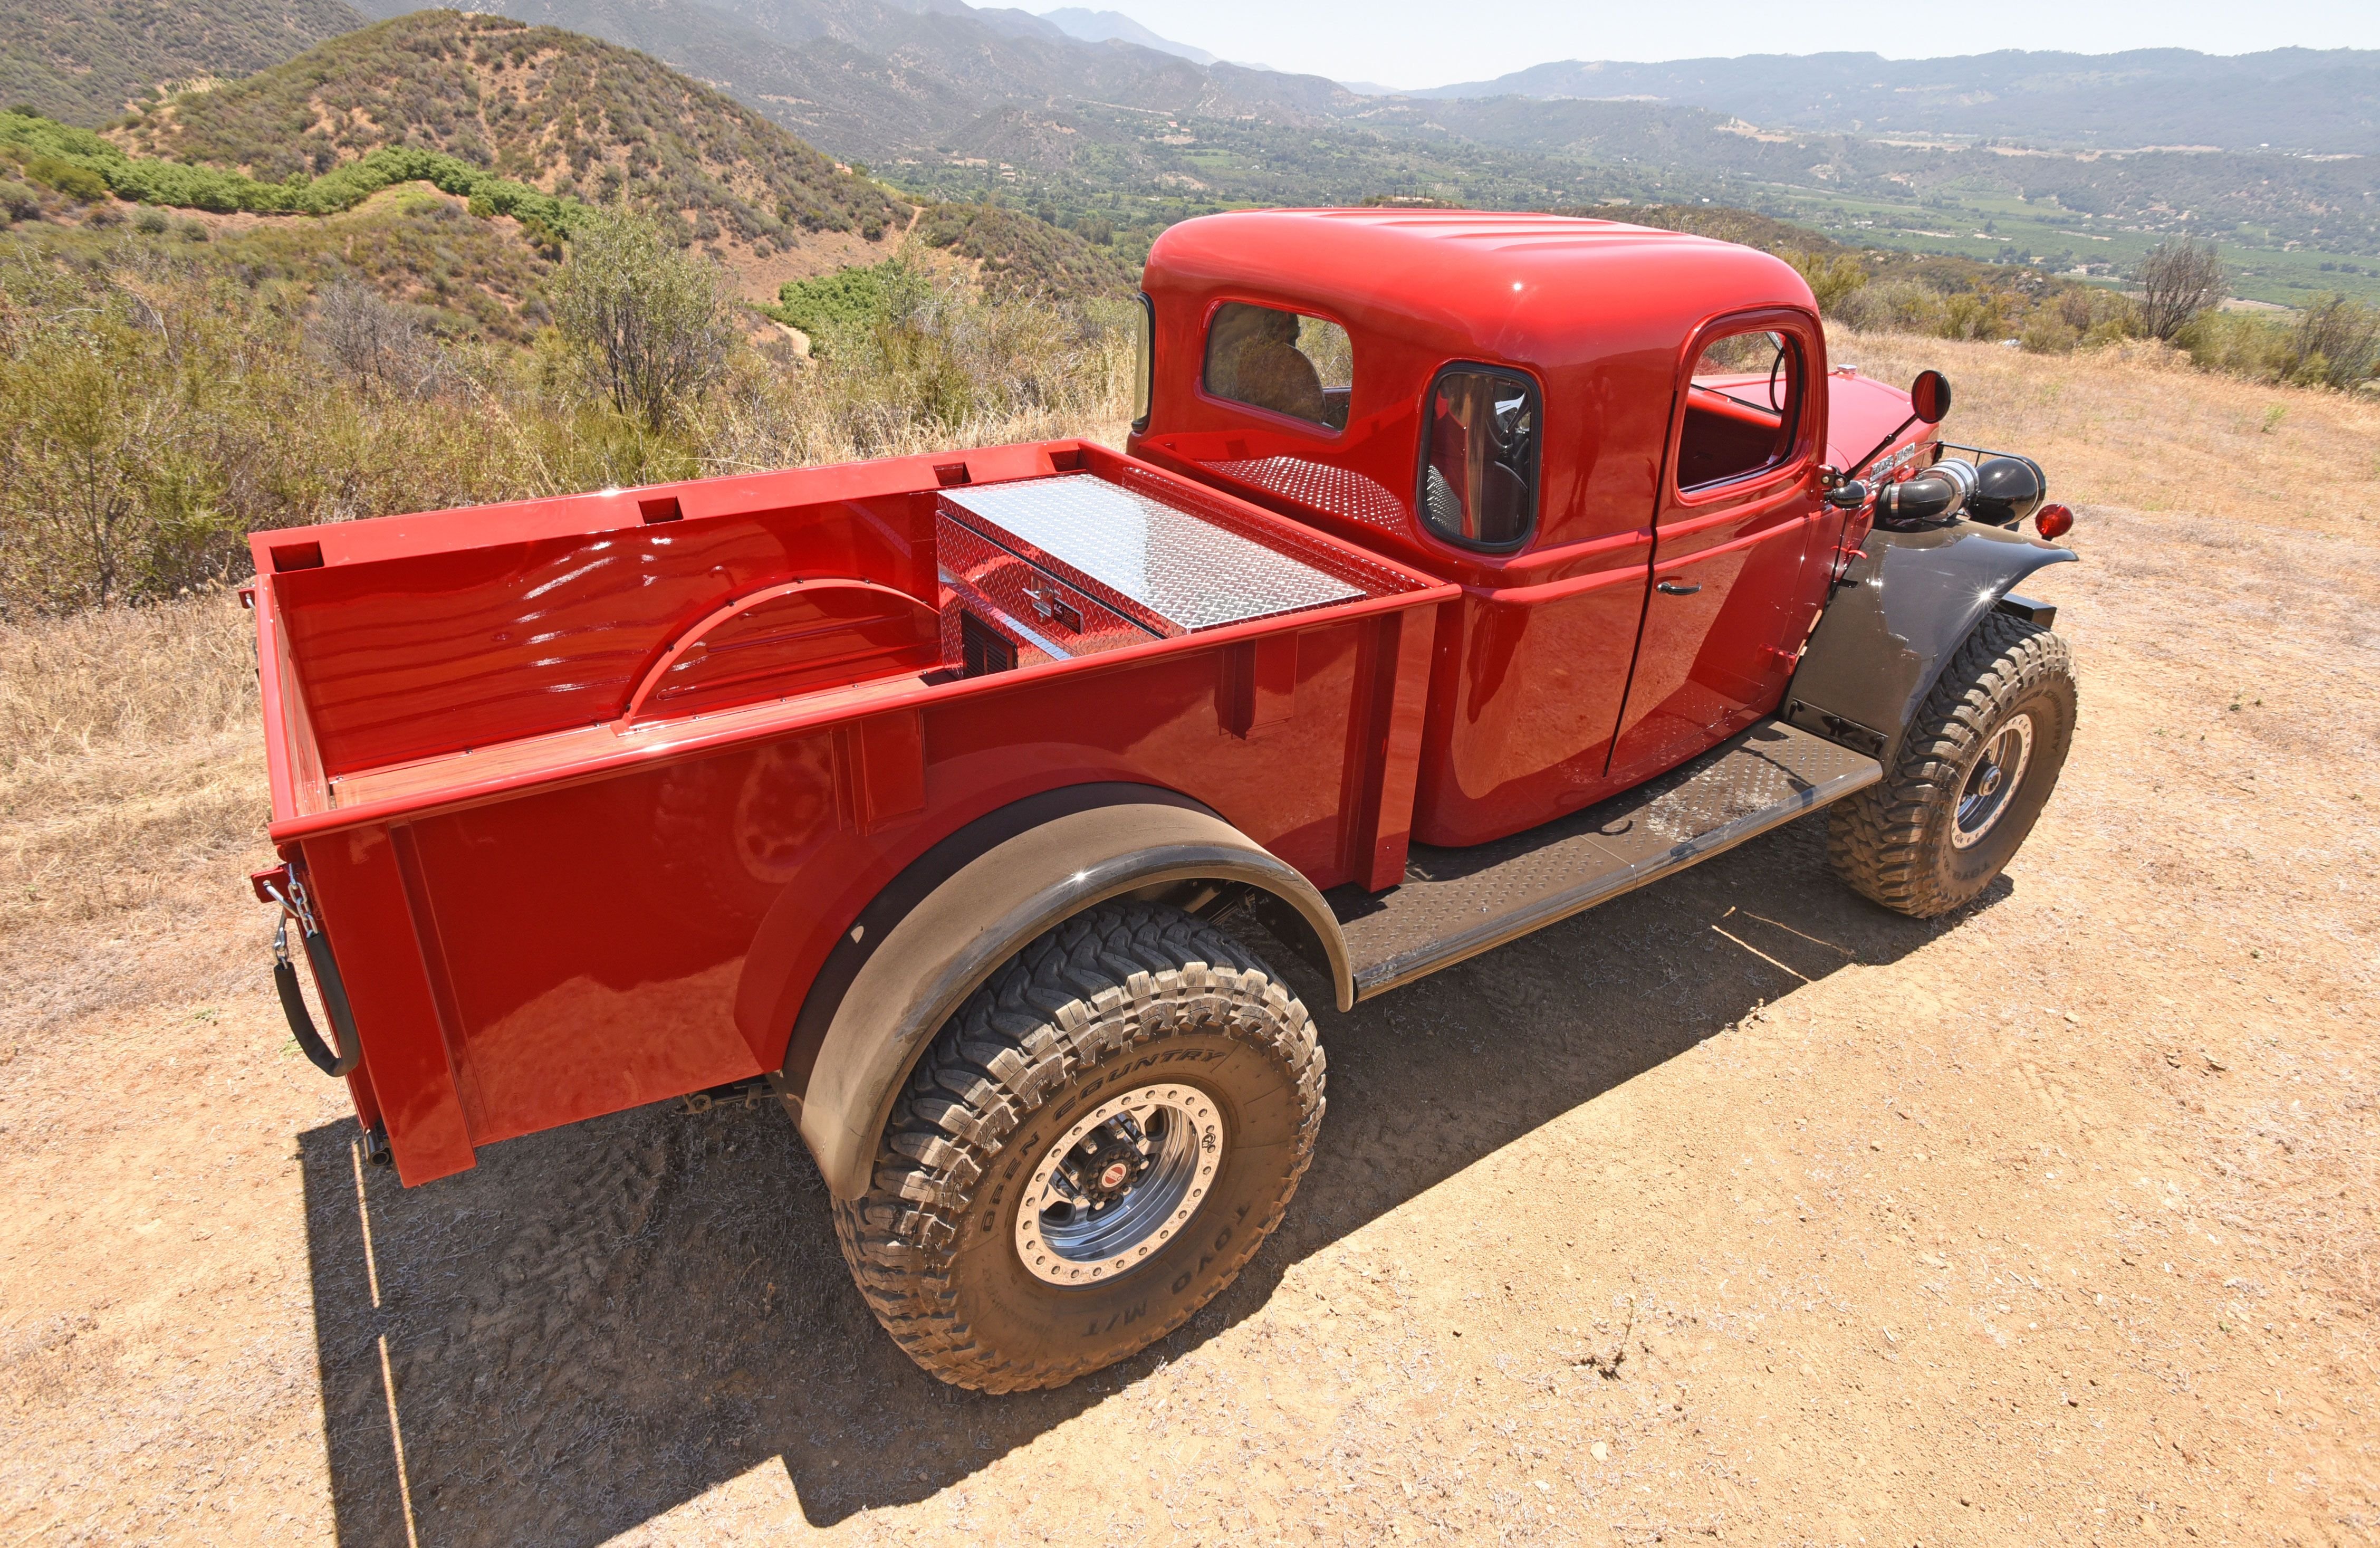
[935,473,1364,673]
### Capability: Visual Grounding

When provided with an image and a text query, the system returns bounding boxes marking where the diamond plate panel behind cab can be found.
[937,473,1362,635]
[1335,719,1882,999]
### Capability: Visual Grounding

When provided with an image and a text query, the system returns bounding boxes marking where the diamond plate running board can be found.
[1335,719,1881,1000]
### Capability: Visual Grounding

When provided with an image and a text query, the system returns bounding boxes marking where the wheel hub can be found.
[1014,1084,1224,1286]
[1953,711,2036,850]
[1081,1140,1144,1202]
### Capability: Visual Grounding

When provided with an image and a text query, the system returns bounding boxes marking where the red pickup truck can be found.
[245,211,2077,1391]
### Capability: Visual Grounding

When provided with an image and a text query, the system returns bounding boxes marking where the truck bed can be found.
[246,441,1456,1182]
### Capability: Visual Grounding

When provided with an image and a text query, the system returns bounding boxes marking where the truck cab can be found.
[1130,211,1870,844]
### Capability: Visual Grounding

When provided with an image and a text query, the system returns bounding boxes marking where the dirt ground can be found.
[2,339,2377,1545]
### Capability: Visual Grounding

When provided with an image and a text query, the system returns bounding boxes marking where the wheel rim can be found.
[1014,1083,1224,1286]
[1952,711,2035,850]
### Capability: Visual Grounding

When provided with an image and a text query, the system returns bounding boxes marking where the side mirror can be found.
[1909,370,1952,425]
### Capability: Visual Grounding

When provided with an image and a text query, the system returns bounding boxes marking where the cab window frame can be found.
[1131,291,1155,433]
[1668,311,1820,505]
[1413,360,1544,555]
[1194,297,1357,437]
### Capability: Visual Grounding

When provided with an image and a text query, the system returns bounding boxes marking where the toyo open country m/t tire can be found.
[1829,611,2077,919]
[832,900,1324,1392]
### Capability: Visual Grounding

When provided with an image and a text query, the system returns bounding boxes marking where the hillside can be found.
[909,201,1136,296]
[398,0,1253,161]
[116,11,902,253]
[343,0,1660,270]
[0,0,366,126]
[1039,7,1217,66]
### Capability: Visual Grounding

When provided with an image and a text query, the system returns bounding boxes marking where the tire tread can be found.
[831,901,1323,1392]
[1829,612,2076,918]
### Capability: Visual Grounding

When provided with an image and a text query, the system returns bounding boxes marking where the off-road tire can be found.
[1829,613,2077,918]
[831,900,1324,1392]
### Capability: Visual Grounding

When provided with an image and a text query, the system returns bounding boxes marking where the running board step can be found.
[1333,719,1882,1000]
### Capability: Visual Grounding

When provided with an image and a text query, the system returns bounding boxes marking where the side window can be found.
[1418,366,1539,549]
[1203,302,1353,432]
[1677,329,1803,491]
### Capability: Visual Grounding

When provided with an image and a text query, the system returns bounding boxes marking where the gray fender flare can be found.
[1784,520,2077,765]
[784,782,1351,1200]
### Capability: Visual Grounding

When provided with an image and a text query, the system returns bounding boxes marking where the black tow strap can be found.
[267,881,362,1078]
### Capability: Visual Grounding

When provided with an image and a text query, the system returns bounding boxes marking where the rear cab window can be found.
[1418,365,1540,550]
[1677,328,1804,491]
[1203,302,1353,432]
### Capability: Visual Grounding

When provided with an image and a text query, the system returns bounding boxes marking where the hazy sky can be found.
[1057,0,2380,89]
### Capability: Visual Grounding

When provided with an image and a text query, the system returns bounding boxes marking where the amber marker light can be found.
[2036,504,2074,541]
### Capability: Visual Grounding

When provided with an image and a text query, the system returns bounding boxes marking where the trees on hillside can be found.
[2135,237,2225,341]
[552,209,735,430]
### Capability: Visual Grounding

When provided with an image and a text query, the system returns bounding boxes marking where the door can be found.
[1606,313,1827,787]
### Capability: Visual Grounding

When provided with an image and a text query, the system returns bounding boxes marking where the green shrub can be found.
[2281,295,2380,389]
[0,180,37,222]
[0,111,591,230]
[550,208,735,430]
[2020,316,2080,355]
[2172,301,2377,389]
[1837,279,1945,335]
[2180,311,2298,382]
[1938,292,2010,342]
[1785,251,1866,318]
[768,260,928,352]
[23,155,105,202]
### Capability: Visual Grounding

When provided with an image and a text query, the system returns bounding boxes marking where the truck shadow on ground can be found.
[302,817,2005,1545]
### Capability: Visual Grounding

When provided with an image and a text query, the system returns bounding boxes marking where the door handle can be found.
[1656,580,1702,596]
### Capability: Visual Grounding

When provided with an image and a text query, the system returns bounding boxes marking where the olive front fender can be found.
[1785,520,2078,764]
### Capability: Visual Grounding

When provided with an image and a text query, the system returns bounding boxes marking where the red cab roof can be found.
[1143,209,1816,372]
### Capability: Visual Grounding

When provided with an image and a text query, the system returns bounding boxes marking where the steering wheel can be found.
[1766,339,1789,412]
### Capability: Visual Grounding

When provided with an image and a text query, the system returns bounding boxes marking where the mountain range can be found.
[315,4,2372,259]
[1402,48,2380,155]
[1038,7,1214,66]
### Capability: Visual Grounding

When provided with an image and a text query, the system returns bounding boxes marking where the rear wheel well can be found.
[1117,877,1340,988]
[783,787,1351,1198]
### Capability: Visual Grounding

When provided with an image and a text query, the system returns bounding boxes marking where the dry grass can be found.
[1833,327,2380,535]
[0,591,258,762]
[0,593,267,1036]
